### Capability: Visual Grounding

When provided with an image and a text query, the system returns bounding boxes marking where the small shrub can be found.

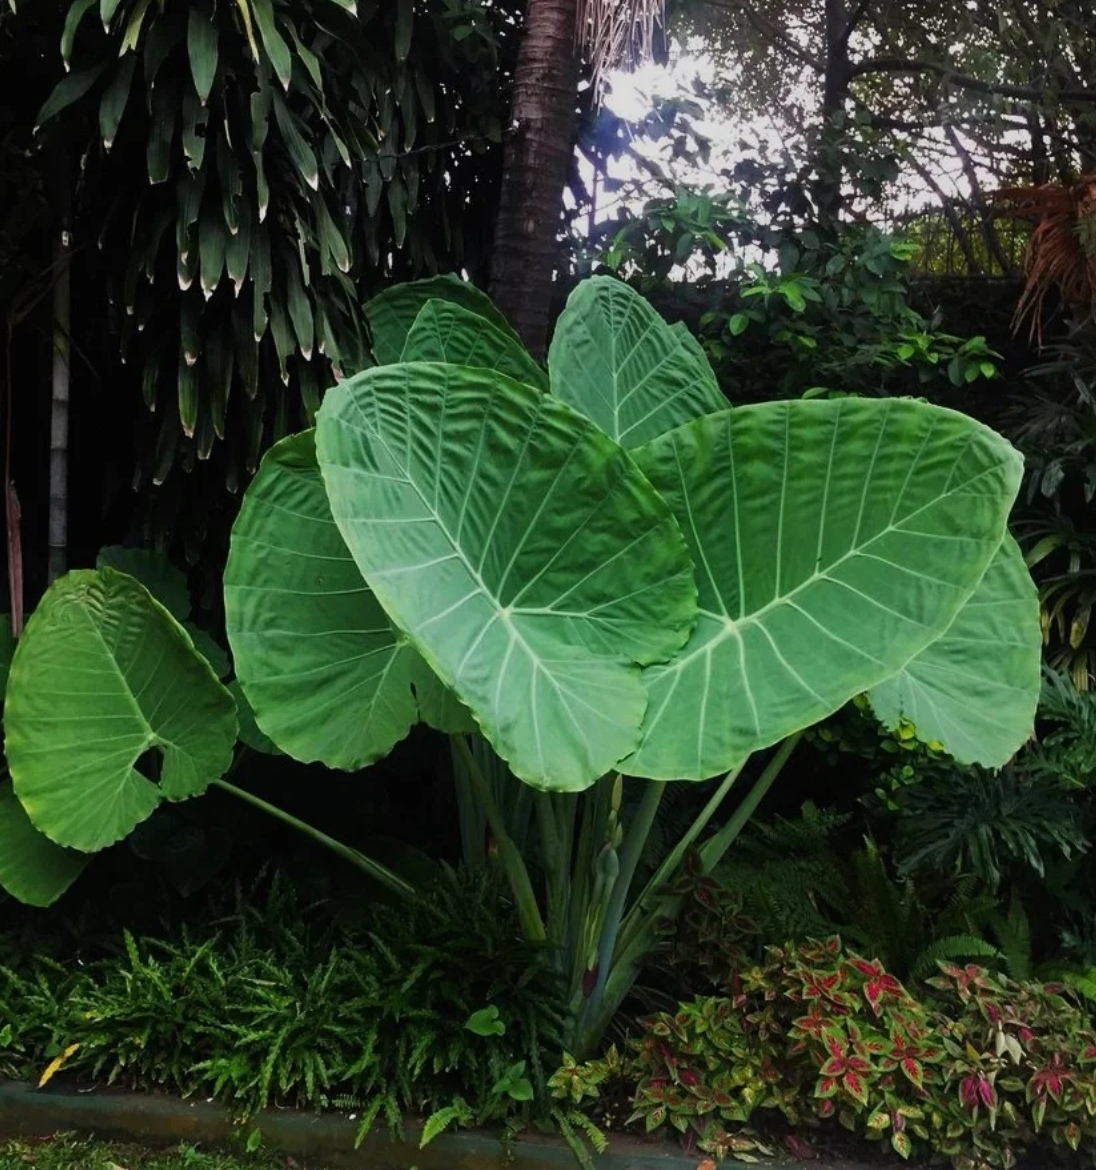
[555,939,1096,1170]
[928,963,1096,1167]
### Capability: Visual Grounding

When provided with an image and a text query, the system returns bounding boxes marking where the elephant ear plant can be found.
[223,275,1041,1053]
[0,275,1040,1058]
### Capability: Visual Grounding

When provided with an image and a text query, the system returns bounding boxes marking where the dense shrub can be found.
[553,939,1096,1170]
[0,868,564,1139]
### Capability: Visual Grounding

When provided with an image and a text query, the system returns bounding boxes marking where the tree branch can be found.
[851,56,1096,103]
[838,0,872,50]
[695,0,824,71]
[944,123,1018,276]
[906,158,983,276]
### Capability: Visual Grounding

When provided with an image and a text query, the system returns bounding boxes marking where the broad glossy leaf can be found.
[402,300,547,390]
[364,275,518,366]
[626,398,1024,780]
[548,276,726,448]
[185,624,231,679]
[0,784,89,907]
[227,680,283,755]
[5,568,237,851]
[669,321,723,393]
[224,431,470,770]
[868,534,1040,766]
[316,362,697,791]
[96,546,191,621]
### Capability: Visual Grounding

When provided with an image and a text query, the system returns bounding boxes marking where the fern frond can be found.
[551,1106,606,1170]
[912,936,1002,980]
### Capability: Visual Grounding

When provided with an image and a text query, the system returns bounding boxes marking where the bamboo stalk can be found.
[48,222,71,585]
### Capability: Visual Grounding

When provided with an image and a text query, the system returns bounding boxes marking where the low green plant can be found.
[895,768,1087,891]
[928,963,1096,1166]
[557,941,1096,1170]
[0,868,564,1136]
[705,231,1001,398]
[0,1136,288,1170]
[663,812,999,983]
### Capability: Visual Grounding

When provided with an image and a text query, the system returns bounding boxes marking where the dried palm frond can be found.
[576,0,665,95]
[993,175,1096,344]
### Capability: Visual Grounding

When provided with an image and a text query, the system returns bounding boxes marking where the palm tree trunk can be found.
[489,0,581,359]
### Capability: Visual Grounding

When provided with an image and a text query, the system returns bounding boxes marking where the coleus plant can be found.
[0,274,1041,1054]
[564,941,1096,1169]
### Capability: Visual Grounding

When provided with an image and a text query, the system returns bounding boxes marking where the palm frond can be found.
[993,176,1096,343]
[576,0,665,93]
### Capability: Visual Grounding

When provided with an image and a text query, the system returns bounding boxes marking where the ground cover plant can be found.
[0,274,1042,1060]
[0,868,563,1143]
[0,1136,288,1170]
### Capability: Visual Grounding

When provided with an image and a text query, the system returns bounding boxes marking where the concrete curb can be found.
[0,1081,760,1170]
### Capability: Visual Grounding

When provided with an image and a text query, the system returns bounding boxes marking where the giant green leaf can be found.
[0,783,89,907]
[868,534,1040,766]
[96,545,191,621]
[5,568,237,852]
[402,300,548,390]
[224,430,471,771]
[548,276,726,448]
[315,362,697,790]
[625,398,1026,780]
[364,275,519,366]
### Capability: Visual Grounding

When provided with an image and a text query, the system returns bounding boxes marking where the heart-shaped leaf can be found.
[868,534,1040,765]
[548,276,726,448]
[5,568,237,851]
[225,430,471,771]
[364,275,519,366]
[402,299,547,390]
[0,783,89,907]
[96,545,191,622]
[626,398,1025,779]
[316,362,697,791]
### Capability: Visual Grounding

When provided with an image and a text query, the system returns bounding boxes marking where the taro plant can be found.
[0,274,1042,1056]
[219,273,1041,1053]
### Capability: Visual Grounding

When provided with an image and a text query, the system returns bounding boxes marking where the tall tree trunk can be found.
[489,0,581,359]
[813,0,854,224]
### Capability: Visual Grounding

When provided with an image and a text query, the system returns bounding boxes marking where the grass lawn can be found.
[0,1136,302,1170]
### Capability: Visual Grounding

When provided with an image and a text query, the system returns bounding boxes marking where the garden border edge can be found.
[0,1081,791,1170]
